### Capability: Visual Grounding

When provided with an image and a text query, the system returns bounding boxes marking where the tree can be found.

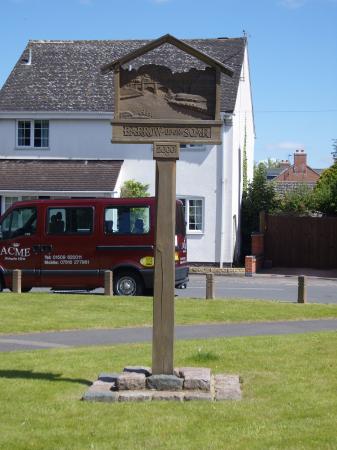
[313,161,337,215]
[332,139,337,162]
[275,184,315,215]
[241,163,278,257]
[258,158,281,169]
[120,179,150,198]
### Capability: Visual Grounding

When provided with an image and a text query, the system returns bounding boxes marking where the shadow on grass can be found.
[0,370,91,386]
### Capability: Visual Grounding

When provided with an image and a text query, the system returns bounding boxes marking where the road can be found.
[175,274,337,303]
[3,274,336,303]
[1,319,337,352]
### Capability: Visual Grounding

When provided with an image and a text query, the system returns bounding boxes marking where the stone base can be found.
[82,366,242,402]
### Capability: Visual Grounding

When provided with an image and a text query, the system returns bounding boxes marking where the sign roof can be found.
[101,34,234,77]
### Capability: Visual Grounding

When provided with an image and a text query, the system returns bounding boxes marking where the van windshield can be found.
[0,207,37,240]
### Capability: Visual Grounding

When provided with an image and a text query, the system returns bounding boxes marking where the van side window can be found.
[105,206,150,235]
[0,207,37,240]
[47,208,93,234]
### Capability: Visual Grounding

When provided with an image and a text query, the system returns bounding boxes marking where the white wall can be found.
[225,46,255,264]
[119,145,222,263]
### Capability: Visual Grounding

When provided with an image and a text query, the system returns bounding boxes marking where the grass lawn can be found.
[0,332,336,449]
[1,293,337,334]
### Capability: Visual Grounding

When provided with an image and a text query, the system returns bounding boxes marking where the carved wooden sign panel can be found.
[102,34,233,145]
[120,65,215,121]
[112,65,221,144]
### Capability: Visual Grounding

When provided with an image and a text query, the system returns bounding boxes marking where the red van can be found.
[0,198,188,295]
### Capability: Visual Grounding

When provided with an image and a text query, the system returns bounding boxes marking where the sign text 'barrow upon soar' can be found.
[123,125,212,139]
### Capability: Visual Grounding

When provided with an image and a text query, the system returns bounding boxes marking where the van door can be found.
[39,206,100,289]
[0,206,41,290]
[99,203,154,295]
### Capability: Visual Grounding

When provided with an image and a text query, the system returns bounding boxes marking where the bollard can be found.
[104,270,113,296]
[206,273,214,300]
[12,269,22,294]
[297,275,307,304]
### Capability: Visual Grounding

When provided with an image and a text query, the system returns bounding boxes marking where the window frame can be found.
[46,206,94,235]
[104,205,151,236]
[16,120,49,149]
[178,197,204,234]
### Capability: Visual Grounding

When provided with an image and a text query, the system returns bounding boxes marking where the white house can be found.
[0,37,254,265]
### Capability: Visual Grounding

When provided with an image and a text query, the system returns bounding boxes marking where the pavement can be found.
[175,273,337,303]
[256,267,337,280]
[191,266,337,280]
[1,319,337,352]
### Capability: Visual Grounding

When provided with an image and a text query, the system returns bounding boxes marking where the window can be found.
[104,206,150,235]
[0,207,37,240]
[3,196,38,213]
[17,120,49,148]
[47,207,93,234]
[180,144,205,150]
[179,198,204,233]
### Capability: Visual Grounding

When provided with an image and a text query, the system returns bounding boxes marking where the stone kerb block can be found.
[147,374,183,391]
[89,380,115,393]
[184,392,213,401]
[98,373,120,384]
[179,367,211,391]
[117,372,146,390]
[123,366,152,377]
[118,391,153,402]
[152,391,184,402]
[214,374,242,401]
[82,390,119,402]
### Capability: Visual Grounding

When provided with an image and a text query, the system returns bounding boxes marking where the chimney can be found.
[279,160,290,170]
[294,149,307,173]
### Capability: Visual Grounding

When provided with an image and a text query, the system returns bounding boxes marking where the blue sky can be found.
[1,0,336,168]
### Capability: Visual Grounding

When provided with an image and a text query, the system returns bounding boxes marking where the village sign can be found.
[101,34,233,375]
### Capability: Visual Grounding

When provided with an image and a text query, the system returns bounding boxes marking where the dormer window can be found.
[17,120,49,148]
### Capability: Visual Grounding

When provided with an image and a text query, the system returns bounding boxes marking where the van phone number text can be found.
[44,255,90,265]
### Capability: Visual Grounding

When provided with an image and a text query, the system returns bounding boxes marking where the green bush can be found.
[313,161,337,215]
[120,179,150,198]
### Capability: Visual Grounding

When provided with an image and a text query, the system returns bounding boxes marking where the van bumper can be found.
[140,265,189,290]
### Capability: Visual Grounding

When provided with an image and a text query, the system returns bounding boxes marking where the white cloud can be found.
[266,141,305,151]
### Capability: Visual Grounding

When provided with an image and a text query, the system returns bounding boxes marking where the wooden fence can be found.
[264,214,337,269]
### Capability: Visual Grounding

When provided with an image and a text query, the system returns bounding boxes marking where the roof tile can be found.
[0,38,245,113]
[0,159,122,192]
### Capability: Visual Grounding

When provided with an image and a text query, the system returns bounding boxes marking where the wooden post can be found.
[152,143,179,375]
[206,273,214,299]
[297,275,307,304]
[12,270,22,294]
[104,270,113,296]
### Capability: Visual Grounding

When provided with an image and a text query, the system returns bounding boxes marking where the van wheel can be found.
[114,271,144,296]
